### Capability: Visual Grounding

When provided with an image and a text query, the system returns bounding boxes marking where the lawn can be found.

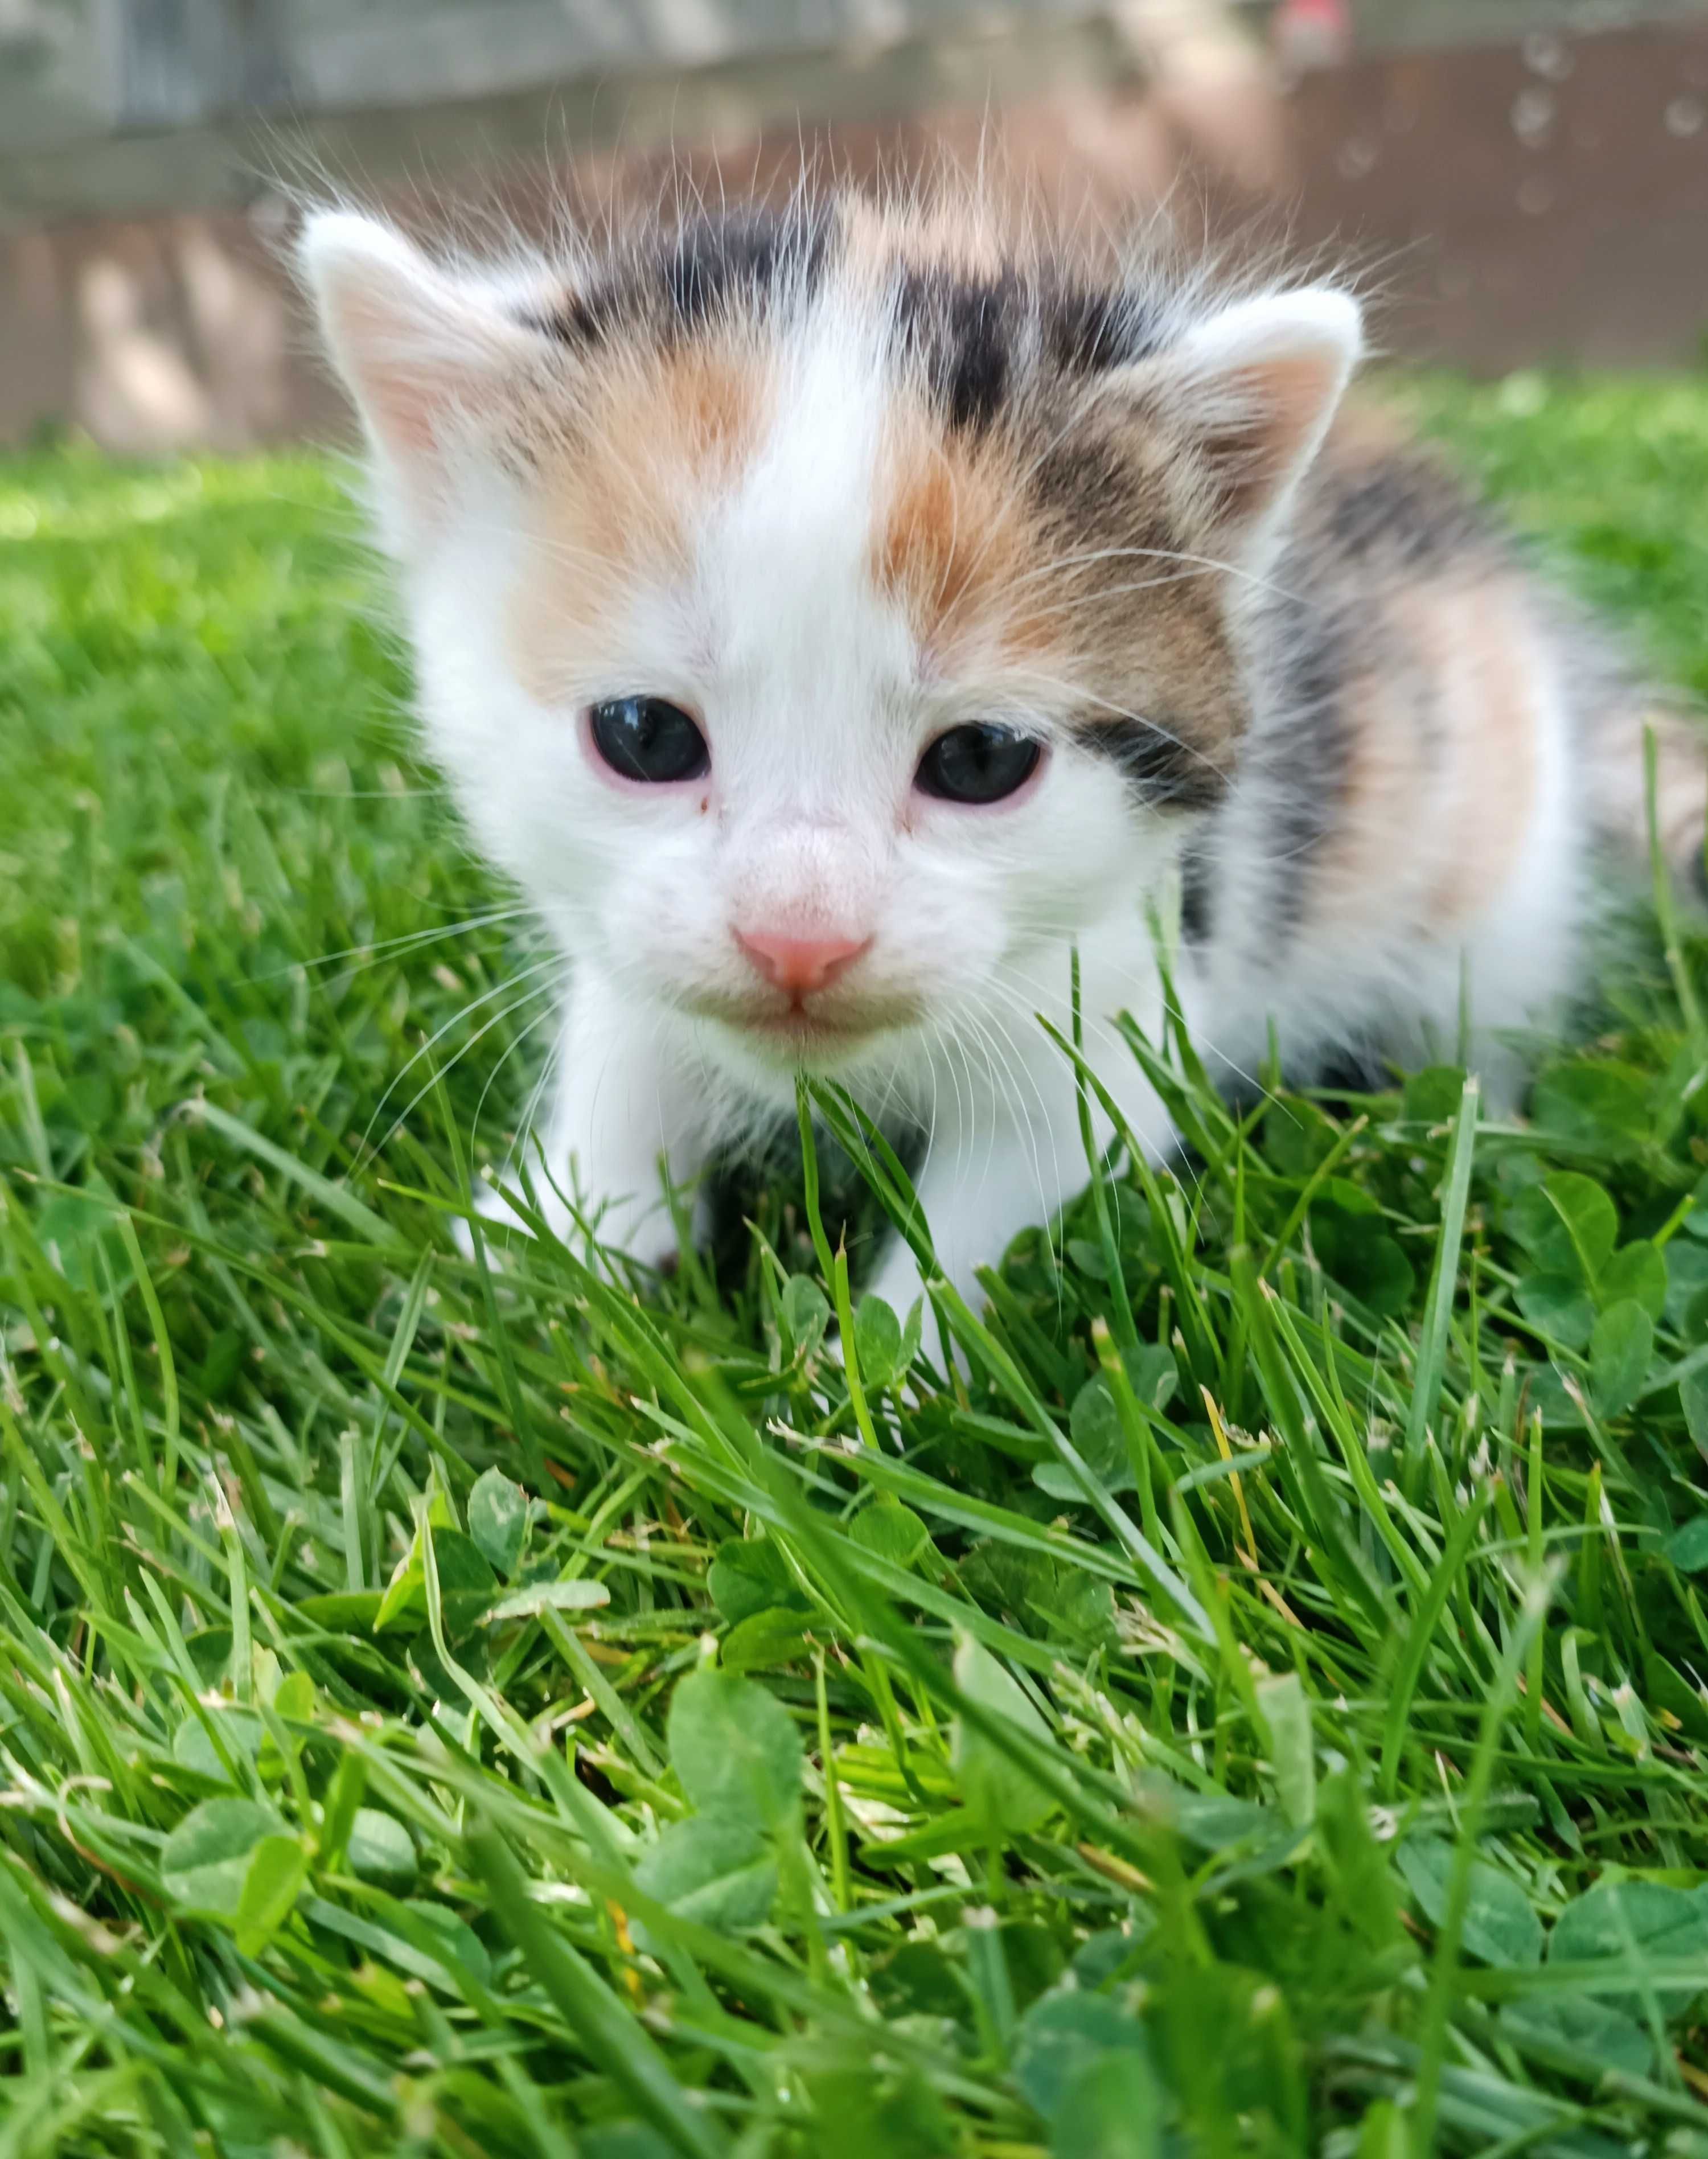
[4,375,1708,2159]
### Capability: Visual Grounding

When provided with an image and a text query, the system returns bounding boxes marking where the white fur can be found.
[302,210,1574,1330]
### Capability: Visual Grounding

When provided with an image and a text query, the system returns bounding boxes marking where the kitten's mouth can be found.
[744,1009,874,1050]
[684,990,917,1056]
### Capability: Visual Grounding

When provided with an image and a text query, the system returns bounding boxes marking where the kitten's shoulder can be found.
[1295,400,1510,577]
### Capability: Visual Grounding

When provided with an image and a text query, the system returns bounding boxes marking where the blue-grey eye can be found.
[589,697,709,783]
[915,723,1041,805]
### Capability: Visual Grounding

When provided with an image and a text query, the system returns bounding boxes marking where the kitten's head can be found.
[302,193,1359,1105]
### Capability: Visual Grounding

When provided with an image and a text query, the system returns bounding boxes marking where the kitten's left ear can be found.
[1126,286,1363,569]
[299,211,548,517]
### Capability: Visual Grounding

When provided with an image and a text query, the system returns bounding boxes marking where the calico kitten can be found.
[301,190,1705,1323]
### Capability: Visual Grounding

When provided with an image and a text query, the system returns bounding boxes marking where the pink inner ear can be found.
[328,282,461,455]
[313,231,531,468]
[1241,346,1345,458]
[1200,347,1345,526]
[360,358,455,456]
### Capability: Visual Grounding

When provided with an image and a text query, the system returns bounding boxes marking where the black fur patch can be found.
[1317,453,1491,569]
[528,208,828,348]
[663,208,827,328]
[524,284,621,349]
[1261,598,1351,943]
[1313,1046,1390,1094]
[1042,281,1138,376]
[895,269,1020,434]
[1180,838,1216,943]
[1075,717,1229,812]
[897,272,1151,432]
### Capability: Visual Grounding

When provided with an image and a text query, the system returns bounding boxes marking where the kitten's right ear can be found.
[299,212,540,506]
[1106,286,1363,574]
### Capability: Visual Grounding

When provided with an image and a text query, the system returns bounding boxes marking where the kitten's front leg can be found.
[863,936,1179,1329]
[861,1118,1070,1331]
[475,966,709,1269]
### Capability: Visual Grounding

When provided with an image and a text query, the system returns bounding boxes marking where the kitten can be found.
[301,189,1705,1324]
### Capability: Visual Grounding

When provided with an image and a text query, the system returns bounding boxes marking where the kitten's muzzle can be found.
[680,929,919,1052]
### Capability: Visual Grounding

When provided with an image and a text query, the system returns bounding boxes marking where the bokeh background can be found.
[5,0,1708,454]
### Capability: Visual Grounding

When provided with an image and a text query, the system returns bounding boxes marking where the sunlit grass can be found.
[4,380,1708,2158]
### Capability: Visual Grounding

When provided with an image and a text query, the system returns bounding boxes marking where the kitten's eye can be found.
[588,697,709,783]
[915,723,1042,805]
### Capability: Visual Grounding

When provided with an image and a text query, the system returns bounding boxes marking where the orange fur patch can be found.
[1426,582,1537,927]
[870,403,1050,663]
[872,391,1245,775]
[1309,577,1539,934]
[1312,658,1431,912]
[508,343,767,700]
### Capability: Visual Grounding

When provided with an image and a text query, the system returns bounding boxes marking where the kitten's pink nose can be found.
[734,929,870,996]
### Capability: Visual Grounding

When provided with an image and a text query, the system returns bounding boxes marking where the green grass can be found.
[5,375,1708,2159]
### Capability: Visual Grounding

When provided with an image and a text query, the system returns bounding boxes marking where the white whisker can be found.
[357,954,564,1169]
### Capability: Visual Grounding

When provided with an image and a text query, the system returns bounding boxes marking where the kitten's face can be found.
[305,200,1358,1104]
[425,313,1169,1095]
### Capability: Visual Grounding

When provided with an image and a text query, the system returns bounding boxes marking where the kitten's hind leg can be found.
[463,967,711,1271]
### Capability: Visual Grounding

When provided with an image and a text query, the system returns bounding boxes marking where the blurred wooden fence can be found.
[1,0,1706,447]
[3,0,1202,170]
[9,0,1704,202]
